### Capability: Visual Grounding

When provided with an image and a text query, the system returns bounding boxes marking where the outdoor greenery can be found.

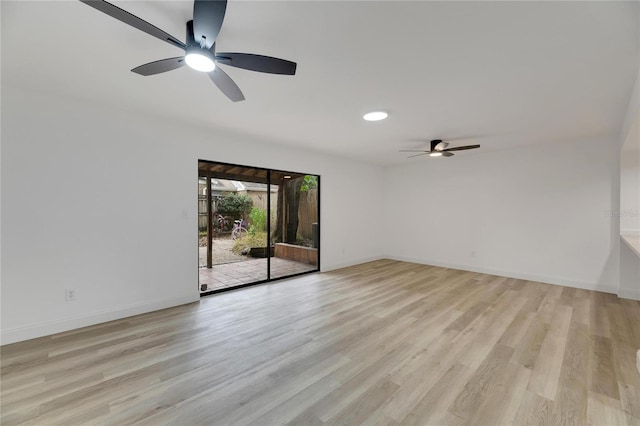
[216,193,253,220]
[301,175,318,192]
[248,207,267,235]
[232,231,268,255]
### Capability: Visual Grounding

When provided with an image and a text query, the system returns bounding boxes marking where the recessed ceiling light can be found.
[284,175,292,179]
[363,111,388,121]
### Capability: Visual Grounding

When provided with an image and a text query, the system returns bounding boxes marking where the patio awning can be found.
[198,161,306,184]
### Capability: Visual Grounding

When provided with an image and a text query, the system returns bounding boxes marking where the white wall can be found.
[0,86,384,344]
[619,67,640,234]
[618,137,639,299]
[620,127,640,234]
[618,67,640,300]
[383,138,620,293]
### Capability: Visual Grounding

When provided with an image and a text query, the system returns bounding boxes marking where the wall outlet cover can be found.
[65,289,76,301]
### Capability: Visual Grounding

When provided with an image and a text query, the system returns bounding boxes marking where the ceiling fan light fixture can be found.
[429,152,443,157]
[363,111,388,122]
[185,47,216,72]
[80,0,297,102]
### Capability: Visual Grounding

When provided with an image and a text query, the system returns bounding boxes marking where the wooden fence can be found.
[298,189,318,240]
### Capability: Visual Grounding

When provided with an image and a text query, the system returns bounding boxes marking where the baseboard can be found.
[321,256,385,273]
[0,294,199,346]
[620,229,640,236]
[385,255,619,295]
[618,287,640,301]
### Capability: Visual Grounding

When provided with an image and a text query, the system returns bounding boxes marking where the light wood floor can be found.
[1,260,639,425]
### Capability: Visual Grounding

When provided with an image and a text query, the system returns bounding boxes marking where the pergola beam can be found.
[198,167,304,184]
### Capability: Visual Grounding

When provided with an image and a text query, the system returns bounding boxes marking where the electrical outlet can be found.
[65,289,76,302]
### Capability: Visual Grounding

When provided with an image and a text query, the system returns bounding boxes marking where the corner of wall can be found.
[619,65,640,150]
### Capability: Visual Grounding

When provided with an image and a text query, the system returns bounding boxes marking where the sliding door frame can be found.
[198,159,320,296]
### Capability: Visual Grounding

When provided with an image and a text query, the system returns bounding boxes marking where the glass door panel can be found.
[269,173,319,280]
[198,163,268,293]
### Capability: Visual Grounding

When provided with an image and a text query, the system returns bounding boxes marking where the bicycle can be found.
[212,214,228,238]
[231,219,248,240]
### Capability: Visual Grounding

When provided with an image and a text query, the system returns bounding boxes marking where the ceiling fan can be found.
[79,0,297,102]
[400,139,480,158]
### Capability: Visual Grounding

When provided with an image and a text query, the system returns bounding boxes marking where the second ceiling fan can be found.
[400,139,480,158]
[80,0,297,102]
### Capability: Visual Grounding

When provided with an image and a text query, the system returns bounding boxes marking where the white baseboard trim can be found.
[0,294,199,346]
[385,255,619,295]
[321,256,385,273]
[620,229,640,236]
[618,287,640,301]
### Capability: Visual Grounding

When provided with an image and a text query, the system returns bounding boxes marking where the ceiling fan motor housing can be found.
[186,20,196,47]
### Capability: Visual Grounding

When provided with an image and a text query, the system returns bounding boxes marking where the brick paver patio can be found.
[199,257,317,292]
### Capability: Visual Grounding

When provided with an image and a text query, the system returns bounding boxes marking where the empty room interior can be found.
[2,1,640,425]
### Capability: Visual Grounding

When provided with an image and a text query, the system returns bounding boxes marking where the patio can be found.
[199,257,316,292]
[198,238,246,268]
[199,237,317,292]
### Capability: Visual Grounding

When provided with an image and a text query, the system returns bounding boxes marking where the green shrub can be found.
[217,193,253,220]
[301,175,318,192]
[249,207,267,235]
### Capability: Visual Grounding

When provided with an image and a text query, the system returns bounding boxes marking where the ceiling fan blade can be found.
[399,150,429,153]
[215,53,297,75]
[435,141,449,151]
[444,144,480,152]
[193,0,227,49]
[408,153,429,158]
[442,152,454,157]
[131,57,186,76]
[79,0,185,49]
[209,66,245,102]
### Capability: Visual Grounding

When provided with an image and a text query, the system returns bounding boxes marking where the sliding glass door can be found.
[198,161,319,295]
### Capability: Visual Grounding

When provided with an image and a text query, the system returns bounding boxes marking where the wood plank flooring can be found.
[1,260,639,425]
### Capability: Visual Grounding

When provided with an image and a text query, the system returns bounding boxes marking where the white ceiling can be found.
[2,1,638,165]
